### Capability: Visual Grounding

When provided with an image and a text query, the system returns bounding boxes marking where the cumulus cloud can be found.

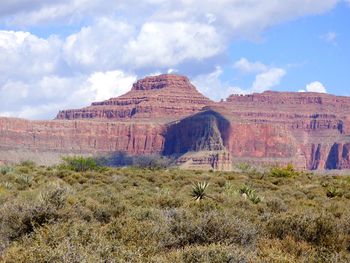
[234,58,286,93]
[63,19,135,71]
[193,59,286,101]
[1,0,338,35]
[234,58,268,74]
[0,0,340,119]
[125,22,223,68]
[252,68,286,92]
[86,71,137,101]
[299,81,327,93]
[0,30,61,82]
[193,66,246,101]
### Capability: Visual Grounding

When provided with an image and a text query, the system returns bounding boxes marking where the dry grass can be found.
[0,161,349,262]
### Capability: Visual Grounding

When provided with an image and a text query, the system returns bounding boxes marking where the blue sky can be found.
[0,0,349,119]
[222,2,350,96]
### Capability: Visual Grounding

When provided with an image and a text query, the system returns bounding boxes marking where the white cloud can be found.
[193,66,249,101]
[86,71,137,101]
[0,1,340,119]
[125,22,222,68]
[63,18,135,71]
[252,68,286,92]
[234,58,268,73]
[1,1,339,37]
[233,57,286,93]
[0,30,61,82]
[300,81,327,93]
[193,58,287,100]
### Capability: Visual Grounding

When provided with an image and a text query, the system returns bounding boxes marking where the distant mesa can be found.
[1,74,350,171]
[55,74,213,121]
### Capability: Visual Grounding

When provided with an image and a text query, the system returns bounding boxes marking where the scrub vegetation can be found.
[0,158,349,262]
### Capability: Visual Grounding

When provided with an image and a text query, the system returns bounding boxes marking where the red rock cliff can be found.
[0,117,165,155]
[1,75,350,170]
[56,74,212,122]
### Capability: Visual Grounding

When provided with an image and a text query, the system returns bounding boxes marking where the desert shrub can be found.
[1,164,349,261]
[0,186,67,244]
[265,197,288,213]
[270,164,299,178]
[95,151,134,167]
[0,202,60,242]
[239,185,262,204]
[1,221,119,263]
[0,166,13,175]
[19,160,36,168]
[326,187,343,198]
[133,155,173,170]
[173,244,254,263]
[14,174,33,190]
[163,209,258,248]
[155,191,183,208]
[266,211,348,251]
[39,185,68,210]
[61,156,98,172]
[256,236,350,263]
[191,182,210,201]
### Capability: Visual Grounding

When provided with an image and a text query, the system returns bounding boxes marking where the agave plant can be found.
[247,191,262,204]
[326,187,343,198]
[239,185,255,196]
[191,181,210,201]
[239,185,262,204]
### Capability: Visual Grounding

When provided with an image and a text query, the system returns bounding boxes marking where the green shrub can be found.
[133,155,173,170]
[0,166,13,175]
[326,187,343,198]
[191,182,210,201]
[239,185,262,204]
[270,164,299,178]
[15,174,33,190]
[61,156,98,172]
[163,210,258,248]
[266,211,348,250]
[0,185,67,246]
[19,160,36,168]
[178,244,254,263]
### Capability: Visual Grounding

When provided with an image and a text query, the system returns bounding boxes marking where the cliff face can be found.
[0,117,165,155]
[56,74,212,122]
[163,110,230,155]
[222,91,350,170]
[1,74,350,170]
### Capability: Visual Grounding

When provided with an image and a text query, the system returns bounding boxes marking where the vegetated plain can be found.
[0,157,349,262]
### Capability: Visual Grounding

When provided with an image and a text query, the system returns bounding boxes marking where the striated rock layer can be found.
[56,74,212,122]
[1,74,350,170]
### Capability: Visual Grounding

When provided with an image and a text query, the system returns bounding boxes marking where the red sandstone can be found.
[1,74,350,170]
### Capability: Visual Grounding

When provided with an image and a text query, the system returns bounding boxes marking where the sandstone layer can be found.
[1,74,350,170]
[56,74,212,122]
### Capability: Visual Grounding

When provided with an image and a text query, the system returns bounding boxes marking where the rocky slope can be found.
[56,74,212,122]
[1,74,350,170]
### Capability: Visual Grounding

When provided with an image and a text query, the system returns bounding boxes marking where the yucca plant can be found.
[239,185,254,196]
[2,182,13,190]
[0,166,13,175]
[191,181,210,201]
[247,191,262,204]
[326,187,343,198]
[239,185,262,204]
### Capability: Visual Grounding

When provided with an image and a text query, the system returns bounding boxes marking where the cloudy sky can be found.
[0,0,349,119]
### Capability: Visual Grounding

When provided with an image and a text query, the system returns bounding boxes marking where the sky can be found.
[0,0,349,120]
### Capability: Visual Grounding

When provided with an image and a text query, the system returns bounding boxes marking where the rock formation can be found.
[1,74,350,170]
[56,74,212,122]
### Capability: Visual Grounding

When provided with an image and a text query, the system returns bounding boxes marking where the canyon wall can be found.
[1,74,350,170]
